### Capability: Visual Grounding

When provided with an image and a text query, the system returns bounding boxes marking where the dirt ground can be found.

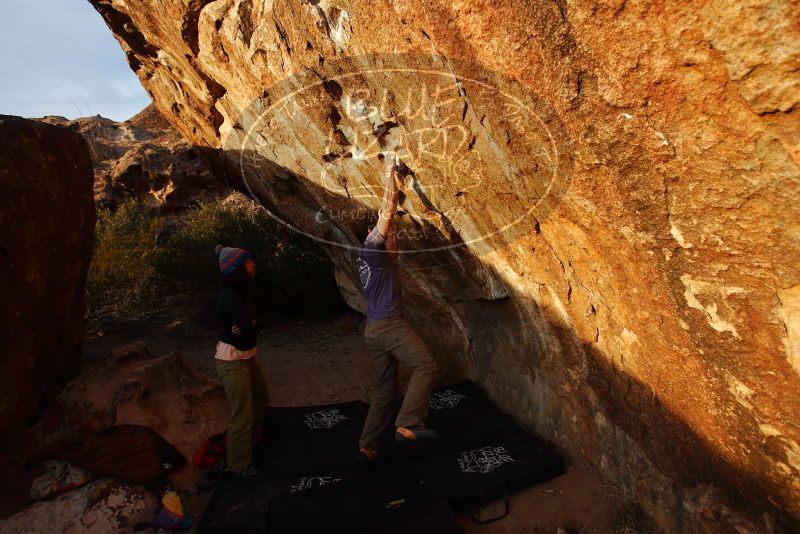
[3,314,624,533]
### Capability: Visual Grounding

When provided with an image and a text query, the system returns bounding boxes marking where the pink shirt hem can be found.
[214,340,257,361]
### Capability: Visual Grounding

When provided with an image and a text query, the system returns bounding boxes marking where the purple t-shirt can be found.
[358,228,404,320]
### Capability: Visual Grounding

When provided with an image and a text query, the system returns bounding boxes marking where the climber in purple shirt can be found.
[356,154,440,463]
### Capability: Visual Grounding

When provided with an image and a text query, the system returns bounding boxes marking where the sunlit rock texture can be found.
[89,0,799,531]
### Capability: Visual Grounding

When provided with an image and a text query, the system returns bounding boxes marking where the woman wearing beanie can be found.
[213,244,268,477]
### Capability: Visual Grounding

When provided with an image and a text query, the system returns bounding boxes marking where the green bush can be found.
[152,199,278,287]
[87,196,345,322]
[86,199,162,313]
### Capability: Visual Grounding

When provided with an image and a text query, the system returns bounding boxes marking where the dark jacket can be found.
[217,286,258,350]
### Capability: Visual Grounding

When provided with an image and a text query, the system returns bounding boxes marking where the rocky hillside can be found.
[88,1,800,531]
[40,105,225,211]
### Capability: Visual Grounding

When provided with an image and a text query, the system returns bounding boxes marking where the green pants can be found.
[215,356,269,473]
[359,316,439,449]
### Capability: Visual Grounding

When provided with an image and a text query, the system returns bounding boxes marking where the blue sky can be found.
[0,0,151,121]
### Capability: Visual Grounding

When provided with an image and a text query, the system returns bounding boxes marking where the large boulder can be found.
[48,343,228,462]
[89,1,800,531]
[0,116,96,434]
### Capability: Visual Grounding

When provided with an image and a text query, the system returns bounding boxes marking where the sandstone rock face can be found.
[0,478,157,534]
[50,345,227,461]
[90,1,799,531]
[0,117,96,434]
[40,105,225,211]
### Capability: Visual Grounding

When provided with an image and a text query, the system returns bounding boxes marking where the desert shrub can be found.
[87,196,345,322]
[86,199,162,313]
[153,197,344,321]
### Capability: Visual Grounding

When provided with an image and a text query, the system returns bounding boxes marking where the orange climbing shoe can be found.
[357,447,379,464]
[394,426,440,443]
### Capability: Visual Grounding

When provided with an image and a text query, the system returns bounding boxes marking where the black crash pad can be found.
[198,469,465,534]
[267,465,437,534]
[406,431,566,505]
[254,400,369,476]
[379,379,520,461]
[197,381,564,533]
[365,499,463,534]
[197,475,283,534]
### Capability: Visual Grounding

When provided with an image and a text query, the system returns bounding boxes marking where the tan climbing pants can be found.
[215,356,269,473]
[359,316,439,449]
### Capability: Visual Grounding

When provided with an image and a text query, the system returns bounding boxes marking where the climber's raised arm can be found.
[376,154,399,253]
